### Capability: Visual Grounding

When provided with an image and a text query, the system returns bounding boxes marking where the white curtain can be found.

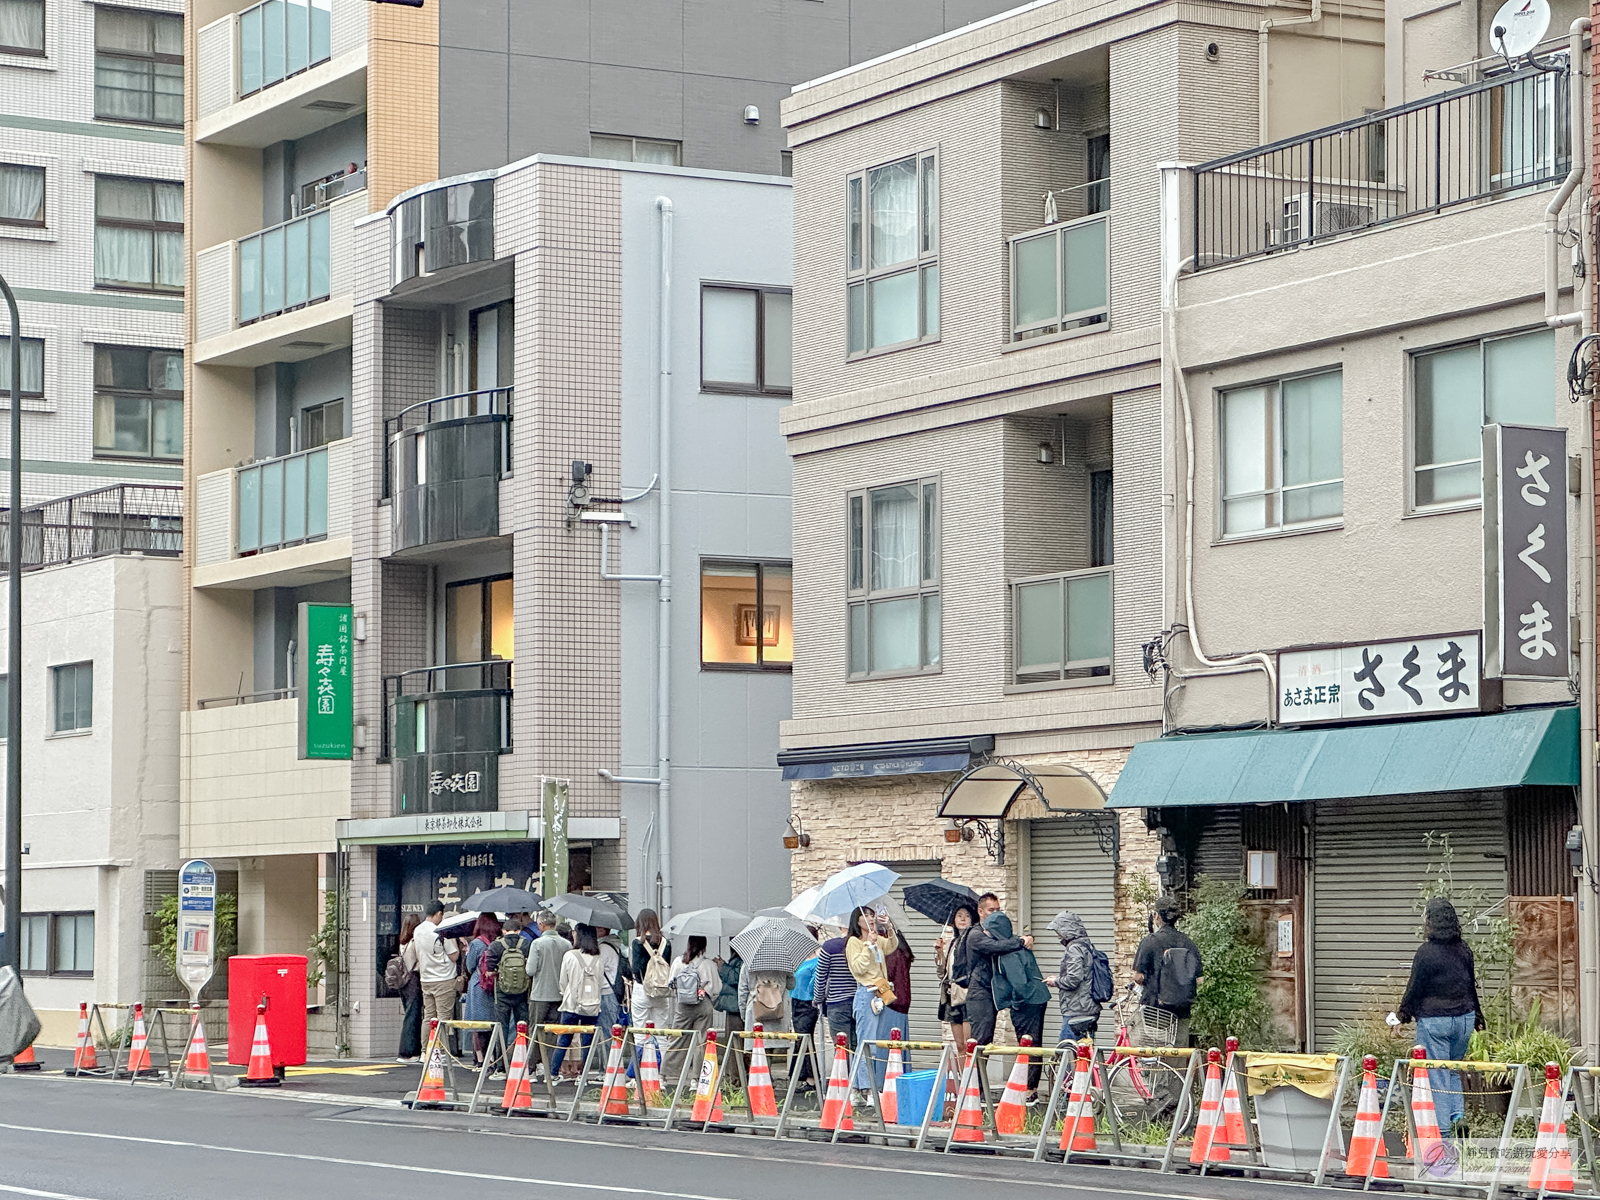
[869,484,919,591]
[0,163,43,223]
[0,337,42,394]
[869,158,918,268]
[0,0,43,52]
[95,226,152,287]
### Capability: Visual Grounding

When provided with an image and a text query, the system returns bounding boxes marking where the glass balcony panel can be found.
[239,5,262,95]
[237,467,260,552]
[260,226,284,317]
[1065,572,1112,664]
[306,448,328,538]
[283,217,308,309]
[237,236,261,323]
[1063,217,1108,318]
[284,0,307,74]
[259,459,284,548]
[261,0,284,86]
[309,0,330,61]
[309,209,331,300]
[1013,233,1058,329]
[283,451,307,543]
[1017,579,1064,674]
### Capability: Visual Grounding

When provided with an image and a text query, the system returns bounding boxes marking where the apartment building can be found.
[780,0,1588,1049]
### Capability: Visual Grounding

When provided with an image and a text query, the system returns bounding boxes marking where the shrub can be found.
[1185,875,1272,1050]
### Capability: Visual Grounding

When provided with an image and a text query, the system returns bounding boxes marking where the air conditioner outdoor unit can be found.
[1278,192,1392,244]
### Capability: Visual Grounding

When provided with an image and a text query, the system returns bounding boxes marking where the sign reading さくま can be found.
[297,602,353,759]
[1484,424,1570,680]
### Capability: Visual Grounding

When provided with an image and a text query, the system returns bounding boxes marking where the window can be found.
[18,914,47,973]
[21,913,93,975]
[0,0,44,55]
[846,479,941,676]
[1085,133,1110,215]
[846,152,939,355]
[1013,568,1112,685]
[1413,329,1555,508]
[701,561,793,671]
[0,674,7,739]
[0,336,44,399]
[701,285,792,395]
[445,576,513,665]
[1219,370,1343,537]
[1011,216,1108,341]
[93,346,182,460]
[239,0,332,97]
[0,163,44,226]
[589,134,681,166]
[95,176,183,292]
[95,7,181,125]
[53,662,92,733]
[780,150,793,178]
[300,398,343,450]
[1090,469,1113,567]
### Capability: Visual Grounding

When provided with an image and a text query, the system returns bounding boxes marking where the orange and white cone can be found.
[180,1009,210,1078]
[1345,1055,1391,1179]
[413,1020,448,1107]
[951,1040,987,1144]
[690,1031,725,1124]
[881,1030,904,1125]
[1408,1046,1454,1179]
[1059,1040,1097,1153]
[8,1042,41,1072]
[238,1004,280,1087]
[819,1033,855,1132]
[994,1035,1033,1134]
[1190,1047,1230,1164]
[123,1004,155,1077]
[1218,1036,1248,1146]
[599,1025,631,1116]
[747,1024,778,1117]
[1529,1061,1575,1193]
[502,1021,533,1112]
[67,1003,98,1074]
[638,1024,664,1106]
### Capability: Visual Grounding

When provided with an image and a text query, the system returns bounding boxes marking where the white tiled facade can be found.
[0,0,185,503]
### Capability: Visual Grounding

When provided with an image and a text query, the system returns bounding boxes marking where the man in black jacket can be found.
[966,895,1034,1048]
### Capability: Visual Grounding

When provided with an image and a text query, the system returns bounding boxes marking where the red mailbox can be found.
[227,954,308,1067]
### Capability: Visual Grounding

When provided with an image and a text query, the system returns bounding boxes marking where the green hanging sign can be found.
[540,777,569,898]
[297,602,353,760]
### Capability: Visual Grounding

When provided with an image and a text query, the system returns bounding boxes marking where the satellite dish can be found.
[1488,0,1551,59]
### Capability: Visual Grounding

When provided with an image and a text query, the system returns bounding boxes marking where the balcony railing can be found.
[391,177,495,286]
[1194,65,1570,269]
[383,659,512,815]
[386,388,512,552]
[239,0,331,97]
[239,207,330,324]
[1010,212,1109,342]
[0,484,181,572]
[1011,567,1112,685]
[237,444,328,554]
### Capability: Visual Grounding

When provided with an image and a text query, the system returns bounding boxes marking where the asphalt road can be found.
[0,1072,1324,1200]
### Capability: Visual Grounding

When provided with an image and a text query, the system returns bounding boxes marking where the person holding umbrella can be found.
[845,905,899,1104]
[903,880,980,1051]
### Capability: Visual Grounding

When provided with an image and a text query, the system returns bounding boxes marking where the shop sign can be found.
[297,602,353,759]
[1484,423,1569,680]
[1278,634,1481,724]
[176,858,216,1003]
[541,777,569,898]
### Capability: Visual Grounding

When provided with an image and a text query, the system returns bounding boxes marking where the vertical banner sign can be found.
[297,603,353,759]
[540,777,569,899]
[1484,424,1569,679]
[176,859,217,1004]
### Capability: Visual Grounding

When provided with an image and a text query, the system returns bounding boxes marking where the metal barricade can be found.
[926,1039,1073,1157]
[404,1019,506,1114]
[700,1028,817,1137]
[592,1025,703,1129]
[1368,1054,1529,1199]
[1543,1065,1600,1198]
[1037,1044,1201,1169]
[160,1005,223,1091]
[72,1003,131,1079]
[836,1036,957,1150]
[1184,1049,1351,1184]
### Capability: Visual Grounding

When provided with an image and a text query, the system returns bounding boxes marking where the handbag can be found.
[948,982,969,1006]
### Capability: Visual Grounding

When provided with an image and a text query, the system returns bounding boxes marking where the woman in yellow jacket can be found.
[846,905,899,1103]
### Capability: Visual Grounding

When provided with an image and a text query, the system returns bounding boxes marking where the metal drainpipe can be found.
[1547,19,1592,329]
[655,197,674,919]
[1258,0,1322,143]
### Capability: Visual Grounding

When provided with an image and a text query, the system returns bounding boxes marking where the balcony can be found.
[192,437,351,589]
[1009,211,1109,343]
[195,0,366,148]
[1011,567,1112,687]
[390,177,495,292]
[193,189,364,367]
[383,660,512,816]
[1193,66,1570,269]
[0,484,181,572]
[386,388,511,554]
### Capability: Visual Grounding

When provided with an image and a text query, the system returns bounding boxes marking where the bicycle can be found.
[1093,983,1196,1137]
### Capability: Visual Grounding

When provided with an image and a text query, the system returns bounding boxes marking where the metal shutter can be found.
[1024,818,1116,990]
[1311,793,1506,1049]
[886,861,948,1046]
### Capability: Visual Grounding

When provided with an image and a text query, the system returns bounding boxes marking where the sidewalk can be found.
[11,1045,418,1102]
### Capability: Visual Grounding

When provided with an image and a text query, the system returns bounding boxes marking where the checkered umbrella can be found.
[730,920,818,974]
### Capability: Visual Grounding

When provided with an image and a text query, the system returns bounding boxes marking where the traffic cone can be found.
[123,1004,155,1077]
[67,1003,98,1074]
[1529,1062,1575,1193]
[1190,1047,1230,1164]
[880,1029,903,1125]
[1408,1045,1447,1172]
[747,1024,778,1118]
[181,1009,210,1077]
[599,1025,631,1116]
[9,1042,40,1072]
[1218,1036,1248,1146]
[994,1035,1033,1134]
[819,1033,855,1132]
[1059,1040,1097,1153]
[1345,1055,1391,1179]
[638,1024,664,1106]
[502,1022,533,1112]
[413,1020,448,1107]
[950,1040,986,1144]
[238,1004,280,1088]
[690,1031,725,1124]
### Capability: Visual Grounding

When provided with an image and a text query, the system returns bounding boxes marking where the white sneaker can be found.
[862,1089,877,1109]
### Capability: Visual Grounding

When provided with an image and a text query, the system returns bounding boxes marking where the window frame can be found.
[1008,212,1110,343]
[93,5,183,128]
[846,149,940,359]
[1408,327,1555,514]
[0,0,44,56]
[51,661,93,734]
[17,913,49,975]
[588,133,682,166]
[699,558,794,673]
[845,476,942,679]
[699,283,793,397]
[0,162,45,227]
[1216,367,1345,541]
[1008,565,1115,690]
[94,175,184,294]
[443,573,513,667]
[299,397,344,450]
[92,344,183,461]
[0,335,45,400]
[21,911,95,977]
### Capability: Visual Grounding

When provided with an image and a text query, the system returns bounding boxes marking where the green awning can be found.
[1108,706,1578,809]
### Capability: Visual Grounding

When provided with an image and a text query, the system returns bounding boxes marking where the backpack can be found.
[574,952,604,1016]
[674,962,703,1007]
[1088,947,1114,1005]
[384,953,412,992]
[495,935,530,996]
[642,939,674,999]
[751,976,786,1022]
[1157,944,1202,1009]
[476,937,497,994]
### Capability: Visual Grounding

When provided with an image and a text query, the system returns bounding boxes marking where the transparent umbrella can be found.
[662,906,751,939]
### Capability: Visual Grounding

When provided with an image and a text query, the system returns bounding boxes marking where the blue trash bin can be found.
[894,1068,942,1126]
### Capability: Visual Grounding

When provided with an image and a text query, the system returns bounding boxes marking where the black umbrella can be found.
[463,886,544,914]
[902,879,980,926]
[546,892,634,930]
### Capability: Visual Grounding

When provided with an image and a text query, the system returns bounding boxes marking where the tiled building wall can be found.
[1110,386,1163,686]
[366,3,438,211]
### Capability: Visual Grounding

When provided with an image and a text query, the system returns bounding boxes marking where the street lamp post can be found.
[1,270,20,978]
